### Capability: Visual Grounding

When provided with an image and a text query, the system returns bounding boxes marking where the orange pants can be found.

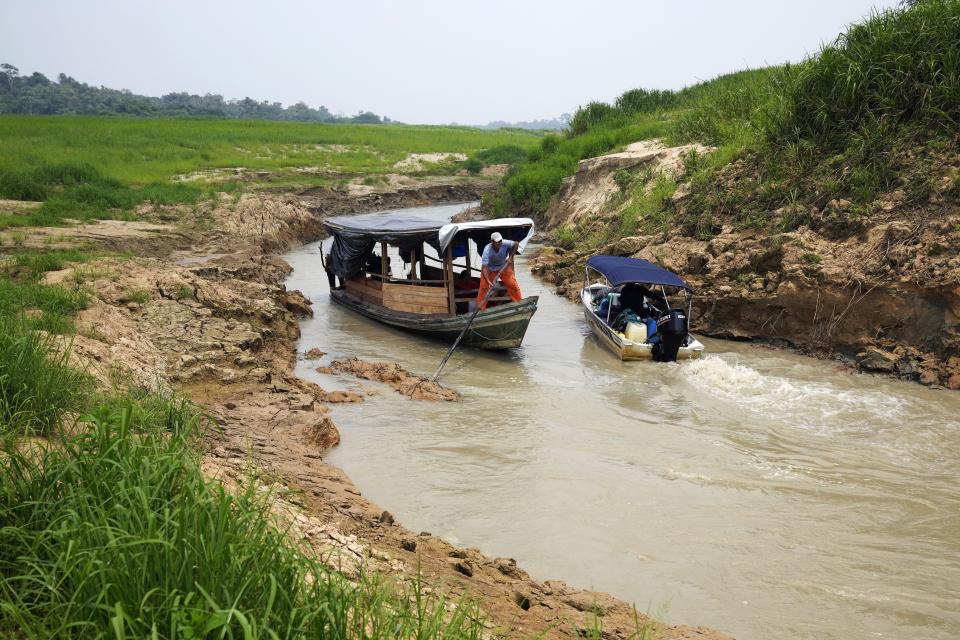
[477,266,522,310]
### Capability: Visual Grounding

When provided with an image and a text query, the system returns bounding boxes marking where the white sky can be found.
[2,0,900,124]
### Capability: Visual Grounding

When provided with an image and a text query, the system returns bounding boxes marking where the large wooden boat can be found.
[322,212,538,350]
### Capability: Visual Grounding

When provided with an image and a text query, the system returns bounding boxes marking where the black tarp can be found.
[322,211,445,278]
[323,211,536,279]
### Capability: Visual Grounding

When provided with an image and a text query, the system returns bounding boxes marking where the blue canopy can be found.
[586,255,690,290]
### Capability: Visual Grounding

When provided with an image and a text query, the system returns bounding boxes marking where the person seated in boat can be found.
[478,232,522,310]
[618,283,666,340]
[363,251,383,274]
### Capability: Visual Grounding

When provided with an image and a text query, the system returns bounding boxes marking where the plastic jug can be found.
[624,320,648,343]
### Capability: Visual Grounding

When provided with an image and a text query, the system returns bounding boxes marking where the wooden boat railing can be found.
[342,238,519,316]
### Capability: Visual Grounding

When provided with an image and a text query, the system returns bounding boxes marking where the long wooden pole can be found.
[431,263,506,383]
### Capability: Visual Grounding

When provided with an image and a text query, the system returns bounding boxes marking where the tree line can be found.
[0,64,389,124]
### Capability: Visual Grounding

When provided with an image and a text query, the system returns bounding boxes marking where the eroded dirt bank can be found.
[529,140,960,388]
[33,181,730,639]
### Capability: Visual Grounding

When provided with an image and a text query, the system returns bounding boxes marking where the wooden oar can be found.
[431,263,508,383]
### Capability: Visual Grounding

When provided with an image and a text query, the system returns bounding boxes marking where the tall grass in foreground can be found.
[0,398,487,638]
[0,315,90,436]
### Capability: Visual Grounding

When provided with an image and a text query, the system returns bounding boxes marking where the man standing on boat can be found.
[478,232,522,310]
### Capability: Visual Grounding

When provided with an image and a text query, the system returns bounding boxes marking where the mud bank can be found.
[298,177,497,218]
[32,183,730,639]
[529,140,960,388]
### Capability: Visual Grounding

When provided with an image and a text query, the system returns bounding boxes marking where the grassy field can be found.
[0,116,541,184]
[0,116,541,229]
[498,0,960,242]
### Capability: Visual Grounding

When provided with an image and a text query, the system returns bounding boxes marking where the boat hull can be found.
[581,290,703,361]
[331,290,538,350]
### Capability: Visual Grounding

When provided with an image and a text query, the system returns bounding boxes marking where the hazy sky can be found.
[3,0,900,124]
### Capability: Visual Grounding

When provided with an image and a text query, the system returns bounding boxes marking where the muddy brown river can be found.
[285,203,960,640]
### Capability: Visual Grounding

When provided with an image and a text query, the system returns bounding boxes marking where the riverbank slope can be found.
[0,174,731,638]
[493,1,960,387]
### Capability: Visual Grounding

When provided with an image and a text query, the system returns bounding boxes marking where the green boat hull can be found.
[330,290,538,349]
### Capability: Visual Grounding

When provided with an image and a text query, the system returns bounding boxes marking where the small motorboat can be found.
[581,255,704,361]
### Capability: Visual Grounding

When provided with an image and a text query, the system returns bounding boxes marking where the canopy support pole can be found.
[380,242,388,280]
[444,245,455,316]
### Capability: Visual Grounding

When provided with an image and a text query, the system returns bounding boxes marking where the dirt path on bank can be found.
[25,181,731,639]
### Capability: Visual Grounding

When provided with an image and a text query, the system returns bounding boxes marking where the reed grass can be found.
[0,387,488,638]
[766,0,960,150]
[0,315,90,436]
[501,0,960,229]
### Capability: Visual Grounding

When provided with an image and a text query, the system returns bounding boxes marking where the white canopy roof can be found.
[438,218,535,253]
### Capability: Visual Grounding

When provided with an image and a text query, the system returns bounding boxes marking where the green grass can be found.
[766,0,960,151]
[0,244,98,333]
[488,67,773,217]
[501,0,960,241]
[124,287,151,304]
[0,117,542,229]
[463,144,529,173]
[0,315,91,436]
[0,393,488,638]
[0,280,88,330]
[0,116,542,185]
[0,273,490,636]
[0,160,204,229]
[487,117,673,215]
[9,247,95,280]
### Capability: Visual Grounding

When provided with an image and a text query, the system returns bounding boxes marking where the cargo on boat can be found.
[581,255,704,361]
[322,211,538,350]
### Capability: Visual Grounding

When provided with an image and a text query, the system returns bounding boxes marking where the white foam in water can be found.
[684,355,908,434]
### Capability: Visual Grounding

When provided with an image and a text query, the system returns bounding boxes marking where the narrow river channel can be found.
[284,203,960,640]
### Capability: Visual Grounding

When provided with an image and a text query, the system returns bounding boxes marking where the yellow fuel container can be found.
[624,321,647,343]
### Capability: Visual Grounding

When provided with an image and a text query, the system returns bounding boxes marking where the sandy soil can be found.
[14,179,731,639]
[394,152,468,171]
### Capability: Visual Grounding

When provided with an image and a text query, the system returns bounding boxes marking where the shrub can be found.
[473,144,527,165]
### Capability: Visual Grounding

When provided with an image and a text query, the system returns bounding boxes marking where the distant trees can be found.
[0,64,388,124]
[481,114,571,131]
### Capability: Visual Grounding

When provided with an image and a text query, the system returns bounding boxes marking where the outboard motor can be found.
[652,309,688,362]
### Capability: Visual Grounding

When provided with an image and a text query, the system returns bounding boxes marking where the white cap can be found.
[490,232,503,242]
